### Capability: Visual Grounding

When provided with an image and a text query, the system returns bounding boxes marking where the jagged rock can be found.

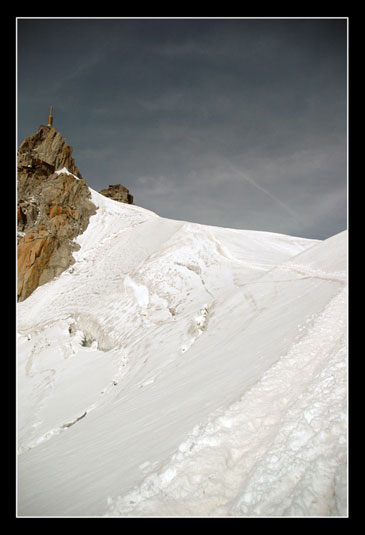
[17,124,82,179]
[17,125,96,302]
[99,184,134,204]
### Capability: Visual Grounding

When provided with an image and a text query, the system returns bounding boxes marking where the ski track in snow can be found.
[106,287,347,517]
[17,188,347,517]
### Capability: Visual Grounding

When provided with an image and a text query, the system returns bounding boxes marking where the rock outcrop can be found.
[99,184,134,204]
[17,124,96,302]
[18,125,82,180]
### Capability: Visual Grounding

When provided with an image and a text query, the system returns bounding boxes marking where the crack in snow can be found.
[18,409,91,454]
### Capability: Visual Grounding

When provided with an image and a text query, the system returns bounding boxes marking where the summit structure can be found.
[47,105,53,127]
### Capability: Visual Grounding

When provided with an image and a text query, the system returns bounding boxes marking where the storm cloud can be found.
[17,18,347,239]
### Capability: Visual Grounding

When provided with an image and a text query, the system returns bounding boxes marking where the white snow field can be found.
[17,188,348,517]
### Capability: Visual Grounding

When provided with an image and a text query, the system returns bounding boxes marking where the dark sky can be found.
[17,18,347,239]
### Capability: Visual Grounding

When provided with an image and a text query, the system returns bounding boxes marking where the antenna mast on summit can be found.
[47,106,53,127]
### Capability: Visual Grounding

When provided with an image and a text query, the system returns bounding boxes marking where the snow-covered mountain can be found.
[17,188,348,517]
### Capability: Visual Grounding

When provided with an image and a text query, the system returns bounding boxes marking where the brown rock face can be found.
[17,231,57,302]
[17,125,96,301]
[99,184,134,204]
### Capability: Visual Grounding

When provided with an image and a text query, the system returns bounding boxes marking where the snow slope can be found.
[17,188,348,517]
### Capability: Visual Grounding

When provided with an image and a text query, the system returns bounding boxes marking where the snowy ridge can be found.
[17,188,347,517]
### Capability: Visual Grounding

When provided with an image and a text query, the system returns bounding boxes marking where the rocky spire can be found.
[17,124,96,301]
[17,123,82,180]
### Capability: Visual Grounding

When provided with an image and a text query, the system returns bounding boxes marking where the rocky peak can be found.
[17,124,96,302]
[18,124,82,179]
[99,184,134,204]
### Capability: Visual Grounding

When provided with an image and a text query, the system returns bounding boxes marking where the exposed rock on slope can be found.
[99,184,134,204]
[17,125,96,302]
